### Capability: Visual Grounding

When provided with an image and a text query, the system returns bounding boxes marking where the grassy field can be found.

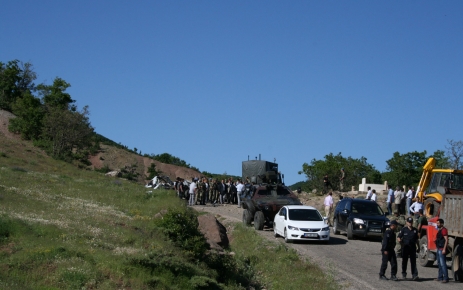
[0,136,338,289]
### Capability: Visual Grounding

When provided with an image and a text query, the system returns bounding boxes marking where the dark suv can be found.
[332,198,390,240]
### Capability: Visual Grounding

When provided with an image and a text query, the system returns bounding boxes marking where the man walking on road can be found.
[379,220,399,281]
[324,191,334,226]
[435,218,449,283]
[397,217,419,280]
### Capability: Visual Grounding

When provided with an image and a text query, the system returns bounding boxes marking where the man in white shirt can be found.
[371,189,377,202]
[366,186,372,200]
[188,179,197,206]
[410,200,423,218]
[236,180,245,208]
[386,185,394,215]
[324,192,334,226]
[394,187,403,214]
[405,186,413,216]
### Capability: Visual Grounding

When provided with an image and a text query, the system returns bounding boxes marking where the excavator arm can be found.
[416,157,435,203]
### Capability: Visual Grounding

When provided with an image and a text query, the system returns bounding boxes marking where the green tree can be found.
[298,153,381,193]
[152,153,191,168]
[429,149,450,169]
[8,92,44,140]
[41,106,94,159]
[0,60,36,111]
[382,151,428,187]
[37,77,75,110]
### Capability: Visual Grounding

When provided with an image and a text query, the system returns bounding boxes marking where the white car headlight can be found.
[321,227,330,232]
[287,225,299,231]
[353,218,365,224]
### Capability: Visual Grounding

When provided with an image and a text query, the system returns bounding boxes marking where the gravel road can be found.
[195,203,460,290]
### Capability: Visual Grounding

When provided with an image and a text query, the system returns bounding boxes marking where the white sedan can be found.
[273,205,330,243]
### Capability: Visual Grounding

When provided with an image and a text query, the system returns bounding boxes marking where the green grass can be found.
[0,136,339,289]
[229,224,337,290]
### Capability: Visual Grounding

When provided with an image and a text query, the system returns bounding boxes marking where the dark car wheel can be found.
[254,211,265,231]
[332,219,340,235]
[243,209,252,226]
[347,222,354,240]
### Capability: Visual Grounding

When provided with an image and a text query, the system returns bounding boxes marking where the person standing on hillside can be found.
[323,175,332,194]
[371,189,377,202]
[366,186,372,200]
[324,191,334,226]
[236,180,244,208]
[339,168,346,192]
[188,178,197,206]
[394,187,403,214]
[405,186,413,216]
[386,185,394,216]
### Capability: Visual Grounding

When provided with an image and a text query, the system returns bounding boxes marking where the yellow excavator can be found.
[416,157,463,217]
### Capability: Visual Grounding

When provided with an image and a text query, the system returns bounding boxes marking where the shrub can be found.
[156,208,207,258]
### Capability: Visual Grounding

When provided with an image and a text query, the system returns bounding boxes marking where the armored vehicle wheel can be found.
[332,219,340,235]
[347,222,354,240]
[254,211,265,230]
[452,244,463,282]
[243,201,256,215]
[419,236,434,267]
[242,209,252,226]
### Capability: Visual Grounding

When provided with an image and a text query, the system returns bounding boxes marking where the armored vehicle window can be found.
[288,209,323,221]
[257,187,291,196]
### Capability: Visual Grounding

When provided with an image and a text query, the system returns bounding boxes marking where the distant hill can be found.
[0,109,201,183]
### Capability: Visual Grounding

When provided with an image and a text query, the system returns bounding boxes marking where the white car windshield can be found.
[288,209,323,221]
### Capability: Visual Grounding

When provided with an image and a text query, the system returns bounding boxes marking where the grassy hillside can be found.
[0,136,338,289]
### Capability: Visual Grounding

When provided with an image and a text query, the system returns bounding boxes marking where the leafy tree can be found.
[152,153,191,168]
[37,77,75,110]
[382,151,427,187]
[0,60,36,111]
[298,153,381,193]
[429,149,450,169]
[446,139,463,169]
[8,92,44,140]
[41,106,94,159]
[147,163,162,180]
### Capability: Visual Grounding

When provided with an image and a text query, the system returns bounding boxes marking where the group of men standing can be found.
[174,177,249,207]
[386,185,423,217]
[379,216,449,283]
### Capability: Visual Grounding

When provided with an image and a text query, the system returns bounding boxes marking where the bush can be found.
[0,216,15,242]
[156,208,207,258]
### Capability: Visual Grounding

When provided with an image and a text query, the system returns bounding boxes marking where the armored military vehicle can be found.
[241,159,302,230]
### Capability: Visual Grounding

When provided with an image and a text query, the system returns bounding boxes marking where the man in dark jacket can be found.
[379,220,399,281]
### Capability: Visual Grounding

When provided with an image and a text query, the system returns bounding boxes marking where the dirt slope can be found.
[0,109,200,183]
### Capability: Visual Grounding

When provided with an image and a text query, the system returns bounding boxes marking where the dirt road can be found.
[196,203,460,290]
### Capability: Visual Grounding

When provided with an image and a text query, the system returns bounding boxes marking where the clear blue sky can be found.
[2,1,463,185]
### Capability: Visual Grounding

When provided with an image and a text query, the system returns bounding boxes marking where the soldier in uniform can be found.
[379,220,399,281]
[397,217,420,280]
[389,212,406,256]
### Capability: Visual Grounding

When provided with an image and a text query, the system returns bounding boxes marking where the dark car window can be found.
[280,207,286,216]
[288,209,323,221]
[352,202,384,216]
[336,199,347,210]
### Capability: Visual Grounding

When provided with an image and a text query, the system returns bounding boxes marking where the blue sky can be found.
[2,1,463,185]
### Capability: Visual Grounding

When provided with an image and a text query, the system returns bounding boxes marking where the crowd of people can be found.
[173,177,253,207]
